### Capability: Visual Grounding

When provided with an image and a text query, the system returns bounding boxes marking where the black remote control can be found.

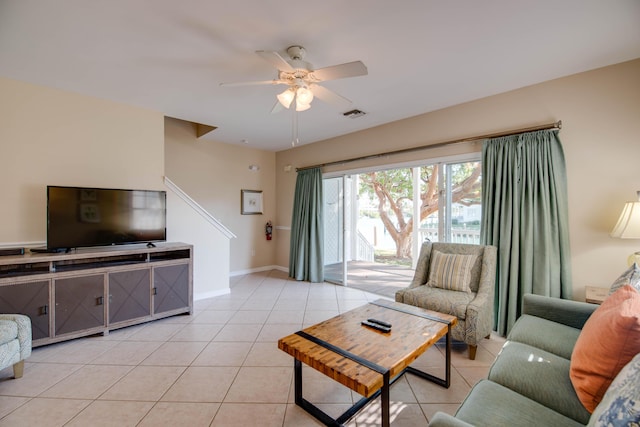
[361,320,391,333]
[367,318,392,328]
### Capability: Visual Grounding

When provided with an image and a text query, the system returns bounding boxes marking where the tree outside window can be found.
[359,161,481,262]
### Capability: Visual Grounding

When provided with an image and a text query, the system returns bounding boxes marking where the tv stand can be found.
[0,242,193,347]
[146,242,156,248]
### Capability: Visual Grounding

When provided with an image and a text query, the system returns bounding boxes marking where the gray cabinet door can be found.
[108,269,151,324]
[0,280,50,340]
[153,264,189,314]
[54,275,105,336]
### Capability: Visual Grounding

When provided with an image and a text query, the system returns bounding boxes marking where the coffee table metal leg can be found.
[404,324,452,388]
[445,323,451,386]
[381,371,391,427]
[294,359,341,426]
[294,359,303,405]
[295,359,397,426]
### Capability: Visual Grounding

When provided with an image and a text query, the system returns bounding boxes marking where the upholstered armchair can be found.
[395,242,497,359]
[0,314,32,378]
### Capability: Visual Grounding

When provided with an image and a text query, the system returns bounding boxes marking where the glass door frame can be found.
[322,175,350,286]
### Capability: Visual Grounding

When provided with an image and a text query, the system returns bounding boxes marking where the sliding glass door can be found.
[323,176,355,285]
[323,177,344,284]
[323,156,481,294]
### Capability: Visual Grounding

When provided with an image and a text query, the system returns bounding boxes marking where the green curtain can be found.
[480,130,572,336]
[289,167,324,282]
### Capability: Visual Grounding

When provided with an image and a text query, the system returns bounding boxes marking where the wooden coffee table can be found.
[278,298,457,427]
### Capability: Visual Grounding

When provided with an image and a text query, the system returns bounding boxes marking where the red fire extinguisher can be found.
[265,221,273,240]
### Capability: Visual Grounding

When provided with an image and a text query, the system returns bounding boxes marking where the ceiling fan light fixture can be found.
[296,86,314,105]
[295,101,311,112]
[277,88,295,109]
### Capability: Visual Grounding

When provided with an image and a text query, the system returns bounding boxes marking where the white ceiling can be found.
[1,1,639,151]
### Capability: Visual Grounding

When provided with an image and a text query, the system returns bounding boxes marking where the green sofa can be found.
[429,294,606,427]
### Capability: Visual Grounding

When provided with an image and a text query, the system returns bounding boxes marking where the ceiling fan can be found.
[220,45,368,113]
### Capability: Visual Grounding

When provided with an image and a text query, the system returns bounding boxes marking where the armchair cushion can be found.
[396,285,475,320]
[427,250,476,292]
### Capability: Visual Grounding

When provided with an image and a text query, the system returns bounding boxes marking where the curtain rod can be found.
[296,120,562,172]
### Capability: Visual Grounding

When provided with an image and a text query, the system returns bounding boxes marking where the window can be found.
[427,161,482,245]
[356,159,481,263]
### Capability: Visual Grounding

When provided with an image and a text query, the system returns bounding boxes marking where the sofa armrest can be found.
[0,314,32,360]
[428,412,475,427]
[522,294,597,330]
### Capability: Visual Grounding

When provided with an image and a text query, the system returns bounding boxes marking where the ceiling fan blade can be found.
[270,100,285,114]
[256,50,295,72]
[310,84,353,110]
[219,79,285,87]
[310,61,368,81]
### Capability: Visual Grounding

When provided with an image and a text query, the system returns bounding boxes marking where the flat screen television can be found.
[46,186,167,251]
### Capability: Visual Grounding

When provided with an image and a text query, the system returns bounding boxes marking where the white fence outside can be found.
[419,227,481,244]
[356,231,375,261]
[354,227,481,262]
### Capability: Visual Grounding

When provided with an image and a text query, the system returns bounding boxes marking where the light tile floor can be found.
[0,270,505,426]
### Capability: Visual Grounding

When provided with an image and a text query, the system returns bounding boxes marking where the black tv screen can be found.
[47,186,167,250]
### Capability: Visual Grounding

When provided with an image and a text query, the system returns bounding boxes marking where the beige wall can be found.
[166,188,231,299]
[164,117,277,273]
[276,59,640,301]
[0,77,164,245]
[0,77,234,298]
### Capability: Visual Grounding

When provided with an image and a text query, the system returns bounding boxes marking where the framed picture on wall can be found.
[241,189,263,215]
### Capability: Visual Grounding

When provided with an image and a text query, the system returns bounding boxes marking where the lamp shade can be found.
[610,192,640,239]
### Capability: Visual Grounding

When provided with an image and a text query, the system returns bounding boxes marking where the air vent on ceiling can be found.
[342,109,366,119]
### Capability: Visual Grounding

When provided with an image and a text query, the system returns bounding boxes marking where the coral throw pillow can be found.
[570,285,640,413]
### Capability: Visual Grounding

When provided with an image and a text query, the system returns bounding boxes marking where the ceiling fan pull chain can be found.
[291,109,298,146]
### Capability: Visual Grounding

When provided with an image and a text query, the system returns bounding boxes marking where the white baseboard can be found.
[230,265,288,276]
[194,288,230,301]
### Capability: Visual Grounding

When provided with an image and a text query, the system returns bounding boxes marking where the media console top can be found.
[0,242,192,268]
